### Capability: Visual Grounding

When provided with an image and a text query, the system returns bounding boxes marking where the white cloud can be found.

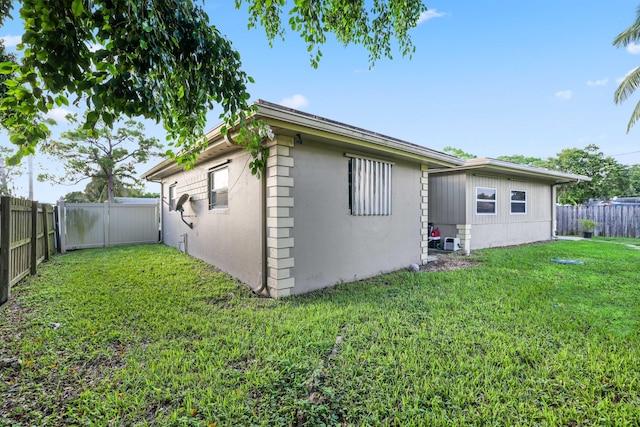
[627,43,640,54]
[46,108,73,124]
[279,94,309,110]
[1,35,22,47]
[587,77,608,87]
[555,90,573,101]
[417,9,447,24]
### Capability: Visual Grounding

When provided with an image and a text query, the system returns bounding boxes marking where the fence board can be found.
[58,200,159,252]
[556,205,640,238]
[0,197,56,307]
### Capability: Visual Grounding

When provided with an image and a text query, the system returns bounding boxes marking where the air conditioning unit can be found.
[444,237,461,251]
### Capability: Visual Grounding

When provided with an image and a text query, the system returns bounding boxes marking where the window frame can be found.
[208,166,229,210]
[348,156,392,216]
[510,189,527,214]
[168,184,176,211]
[476,187,497,215]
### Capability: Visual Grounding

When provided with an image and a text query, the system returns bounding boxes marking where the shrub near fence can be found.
[556,205,640,238]
[0,196,56,307]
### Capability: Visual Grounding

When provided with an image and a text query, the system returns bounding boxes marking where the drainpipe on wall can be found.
[252,166,270,297]
[551,183,558,239]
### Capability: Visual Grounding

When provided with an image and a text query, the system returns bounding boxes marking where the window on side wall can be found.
[209,167,229,209]
[476,187,496,214]
[168,185,176,211]
[348,157,392,215]
[510,190,526,214]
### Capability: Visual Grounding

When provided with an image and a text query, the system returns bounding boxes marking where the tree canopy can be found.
[0,0,427,168]
[39,118,162,203]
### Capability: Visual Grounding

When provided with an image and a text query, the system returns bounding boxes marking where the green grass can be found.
[1,241,639,426]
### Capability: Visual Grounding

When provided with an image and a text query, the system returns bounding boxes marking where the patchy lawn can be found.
[1,241,639,426]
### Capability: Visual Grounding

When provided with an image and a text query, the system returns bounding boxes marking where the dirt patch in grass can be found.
[420,254,481,272]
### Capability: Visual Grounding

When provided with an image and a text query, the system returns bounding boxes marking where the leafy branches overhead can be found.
[0,0,427,170]
[1,0,253,166]
[237,0,426,67]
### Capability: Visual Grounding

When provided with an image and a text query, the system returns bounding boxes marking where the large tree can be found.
[39,118,162,203]
[548,144,630,204]
[0,0,427,168]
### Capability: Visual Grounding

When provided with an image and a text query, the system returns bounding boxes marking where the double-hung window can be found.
[348,156,392,215]
[208,167,229,209]
[476,187,496,214]
[510,190,526,214]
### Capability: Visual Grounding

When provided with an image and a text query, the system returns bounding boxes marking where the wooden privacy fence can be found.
[556,205,640,238]
[0,196,56,306]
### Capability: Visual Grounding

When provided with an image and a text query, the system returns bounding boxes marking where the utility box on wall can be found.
[444,237,461,251]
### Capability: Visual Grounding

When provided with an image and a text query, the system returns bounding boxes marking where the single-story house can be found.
[142,100,588,297]
[428,158,590,252]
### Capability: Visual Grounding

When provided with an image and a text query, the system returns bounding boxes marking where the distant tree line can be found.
[443,145,640,205]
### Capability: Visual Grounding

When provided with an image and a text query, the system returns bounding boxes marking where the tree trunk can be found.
[107,173,115,203]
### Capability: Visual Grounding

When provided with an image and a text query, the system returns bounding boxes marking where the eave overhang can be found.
[428,157,591,184]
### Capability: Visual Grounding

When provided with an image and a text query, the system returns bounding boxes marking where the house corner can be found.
[420,165,429,264]
[265,136,296,298]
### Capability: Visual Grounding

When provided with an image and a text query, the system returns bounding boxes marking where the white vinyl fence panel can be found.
[59,200,159,252]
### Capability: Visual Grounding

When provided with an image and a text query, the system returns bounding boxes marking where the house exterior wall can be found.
[160,149,263,288]
[465,174,553,249]
[289,140,424,294]
[427,172,466,240]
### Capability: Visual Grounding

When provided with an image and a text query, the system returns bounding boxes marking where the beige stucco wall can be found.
[466,174,553,250]
[160,149,263,288]
[289,140,423,294]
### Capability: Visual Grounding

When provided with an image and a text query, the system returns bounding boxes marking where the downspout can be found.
[253,160,270,297]
[551,183,559,240]
[145,177,165,244]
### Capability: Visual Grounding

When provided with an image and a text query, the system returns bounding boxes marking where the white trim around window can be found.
[208,166,229,210]
[510,190,527,214]
[476,187,497,215]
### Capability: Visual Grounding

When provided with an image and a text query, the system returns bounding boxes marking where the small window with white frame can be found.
[510,190,526,214]
[476,187,496,214]
[208,167,229,209]
[348,156,392,216]
[168,184,176,211]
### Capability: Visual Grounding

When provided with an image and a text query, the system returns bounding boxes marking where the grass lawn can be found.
[1,240,639,426]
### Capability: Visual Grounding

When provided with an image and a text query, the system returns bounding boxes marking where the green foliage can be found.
[2,241,639,425]
[443,145,477,160]
[237,0,426,68]
[614,5,640,132]
[578,218,599,232]
[549,144,631,204]
[39,117,162,203]
[497,154,549,168]
[0,0,427,170]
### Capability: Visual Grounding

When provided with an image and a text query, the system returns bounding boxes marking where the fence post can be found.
[1,196,11,305]
[42,204,50,260]
[104,201,110,247]
[30,200,38,275]
[58,198,67,253]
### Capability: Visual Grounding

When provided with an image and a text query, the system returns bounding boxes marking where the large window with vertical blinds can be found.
[348,156,392,216]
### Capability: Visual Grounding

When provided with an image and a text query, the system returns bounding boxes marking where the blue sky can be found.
[3,1,640,202]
